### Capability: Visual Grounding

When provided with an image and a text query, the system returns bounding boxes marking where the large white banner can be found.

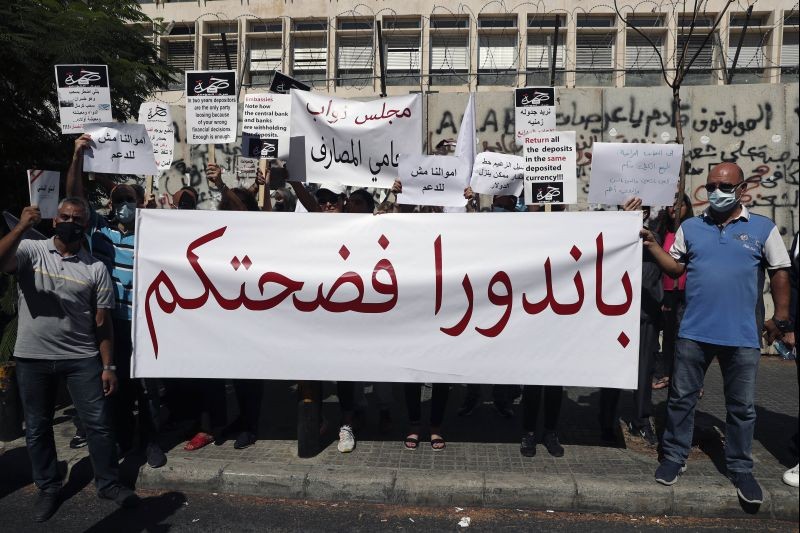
[290,91,422,188]
[133,211,642,387]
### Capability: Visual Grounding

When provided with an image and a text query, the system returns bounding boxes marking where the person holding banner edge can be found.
[641,162,794,504]
[67,134,168,469]
[0,200,139,521]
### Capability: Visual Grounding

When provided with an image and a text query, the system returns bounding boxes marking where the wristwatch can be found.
[103,365,117,372]
[773,319,793,333]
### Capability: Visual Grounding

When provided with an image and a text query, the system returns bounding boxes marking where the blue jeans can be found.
[16,357,119,493]
[661,338,760,474]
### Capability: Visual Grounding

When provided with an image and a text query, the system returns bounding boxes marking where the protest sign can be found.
[241,93,291,160]
[469,152,525,196]
[185,70,237,144]
[523,131,577,205]
[588,143,684,206]
[515,87,556,139]
[27,170,60,219]
[290,90,422,188]
[54,65,112,134]
[236,156,259,180]
[269,71,311,94]
[137,102,175,173]
[397,155,470,207]
[133,210,642,388]
[83,123,159,176]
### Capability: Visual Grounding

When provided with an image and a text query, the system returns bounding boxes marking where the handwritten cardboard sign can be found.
[185,70,237,144]
[132,209,642,388]
[469,152,525,197]
[397,155,470,207]
[269,71,311,94]
[241,93,291,159]
[588,142,683,206]
[290,90,422,188]
[82,123,159,176]
[137,102,175,173]
[515,87,556,140]
[523,131,577,205]
[235,156,259,181]
[27,170,60,219]
[54,64,113,134]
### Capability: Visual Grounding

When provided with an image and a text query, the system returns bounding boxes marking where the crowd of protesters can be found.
[0,133,797,523]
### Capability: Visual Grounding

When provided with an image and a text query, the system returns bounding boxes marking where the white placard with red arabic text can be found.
[290,90,422,188]
[132,210,642,387]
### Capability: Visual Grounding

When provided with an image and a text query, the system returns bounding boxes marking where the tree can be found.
[614,0,736,225]
[0,0,174,214]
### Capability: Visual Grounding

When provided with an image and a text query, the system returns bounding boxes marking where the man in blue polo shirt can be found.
[67,134,166,469]
[641,162,794,504]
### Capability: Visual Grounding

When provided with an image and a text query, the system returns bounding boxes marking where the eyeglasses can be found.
[704,182,741,194]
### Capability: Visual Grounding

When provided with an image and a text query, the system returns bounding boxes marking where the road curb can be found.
[137,460,800,521]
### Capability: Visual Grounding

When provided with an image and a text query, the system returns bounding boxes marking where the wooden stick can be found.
[207,144,216,165]
[145,175,154,198]
[258,158,268,206]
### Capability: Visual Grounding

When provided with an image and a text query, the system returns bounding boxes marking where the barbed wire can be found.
[144,0,799,98]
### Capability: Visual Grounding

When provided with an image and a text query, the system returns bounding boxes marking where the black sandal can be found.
[430,434,446,451]
[404,434,420,450]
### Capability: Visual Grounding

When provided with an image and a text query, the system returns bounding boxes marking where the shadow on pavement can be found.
[83,491,187,533]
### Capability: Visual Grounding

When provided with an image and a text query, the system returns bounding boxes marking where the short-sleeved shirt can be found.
[14,238,115,360]
[87,211,135,321]
[669,206,791,348]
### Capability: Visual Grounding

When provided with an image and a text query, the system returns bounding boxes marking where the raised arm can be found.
[0,206,41,273]
[289,181,321,212]
[207,163,248,211]
[66,134,92,198]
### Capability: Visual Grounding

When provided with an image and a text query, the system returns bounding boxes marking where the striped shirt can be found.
[88,211,135,321]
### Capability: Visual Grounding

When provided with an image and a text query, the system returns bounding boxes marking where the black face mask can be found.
[53,221,84,244]
[177,196,196,210]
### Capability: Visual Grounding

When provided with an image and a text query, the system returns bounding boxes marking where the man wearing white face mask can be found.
[641,162,794,505]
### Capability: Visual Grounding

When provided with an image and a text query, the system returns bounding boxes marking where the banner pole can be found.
[145,175,154,199]
[258,158,268,207]
[207,144,216,166]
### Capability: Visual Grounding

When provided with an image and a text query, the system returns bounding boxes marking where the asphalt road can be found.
[0,485,795,532]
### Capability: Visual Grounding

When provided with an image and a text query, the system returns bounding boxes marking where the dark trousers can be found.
[465,384,520,406]
[405,383,449,427]
[659,290,685,379]
[165,378,227,435]
[336,381,355,414]
[522,385,562,433]
[16,357,119,493]
[600,318,658,429]
[233,380,263,434]
[111,318,161,451]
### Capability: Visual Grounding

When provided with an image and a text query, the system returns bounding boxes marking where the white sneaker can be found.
[783,464,799,488]
[337,425,355,453]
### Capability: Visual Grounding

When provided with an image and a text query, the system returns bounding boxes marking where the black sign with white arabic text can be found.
[269,71,311,94]
[186,71,237,97]
[515,87,554,107]
[55,65,109,89]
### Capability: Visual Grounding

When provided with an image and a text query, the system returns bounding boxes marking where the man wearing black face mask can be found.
[66,134,167,469]
[0,199,140,521]
[173,187,198,210]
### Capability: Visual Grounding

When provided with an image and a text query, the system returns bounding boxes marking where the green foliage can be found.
[0,0,175,214]
[0,274,17,363]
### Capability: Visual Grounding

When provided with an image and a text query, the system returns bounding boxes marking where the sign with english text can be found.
[241,93,291,160]
[54,64,112,134]
[82,123,159,176]
[588,143,683,206]
[137,102,175,173]
[290,90,423,188]
[132,210,642,387]
[185,70,237,144]
[523,131,577,205]
[397,155,470,207]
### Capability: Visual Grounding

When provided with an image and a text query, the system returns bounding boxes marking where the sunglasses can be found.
[704,182,742,194]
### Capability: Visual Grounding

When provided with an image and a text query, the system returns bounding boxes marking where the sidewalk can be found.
[2,358,798,520]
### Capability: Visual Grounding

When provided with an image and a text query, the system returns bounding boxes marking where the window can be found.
[727,32,769,84]
[575,33,615,86]
[202,22,238,70]
[781,18,799,82]
[160,23,195,90]
[336,35,374,87]
[730,12,769,27]
[291,35,327,87]
[248,38,282,85]
[382,17,420,30]
[478,17,516,29]
[677,33,718,85]
[338,19,373,31]
[577,15,615,28]
[478,34,517,85]
[249,21,282,33]
[626,33,665,86]
[429,20,469,86]
[293,20,328,32]
[526,33,565,86]
[384,34,421,86]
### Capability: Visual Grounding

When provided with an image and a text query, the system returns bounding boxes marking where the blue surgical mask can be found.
[115,202,137,224]
[708,188,738,213]
[491,206,508,213]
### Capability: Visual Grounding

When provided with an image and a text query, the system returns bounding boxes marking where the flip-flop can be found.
[404,434,420,450]
[184,432,213,451]
[431,435,446,451]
